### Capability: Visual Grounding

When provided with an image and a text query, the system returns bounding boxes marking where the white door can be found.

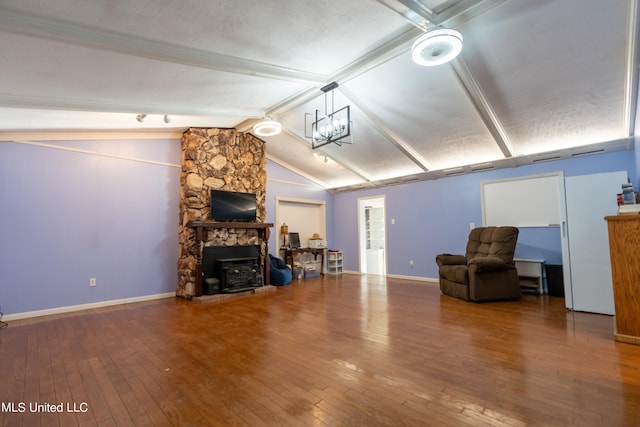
[564,171,627,314]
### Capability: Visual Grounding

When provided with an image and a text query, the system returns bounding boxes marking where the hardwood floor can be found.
[1,274,640,426]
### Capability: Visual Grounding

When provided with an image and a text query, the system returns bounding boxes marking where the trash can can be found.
[545,264,564,297]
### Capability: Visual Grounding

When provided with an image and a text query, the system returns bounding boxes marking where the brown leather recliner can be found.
[436,226,521,302]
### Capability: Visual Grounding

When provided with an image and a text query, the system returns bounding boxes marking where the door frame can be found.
[357,195,387,275]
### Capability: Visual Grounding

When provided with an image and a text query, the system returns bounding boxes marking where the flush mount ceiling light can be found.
[411,27,463,66]
[253,118,282,137]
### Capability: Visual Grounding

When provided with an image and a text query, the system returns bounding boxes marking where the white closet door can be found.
[565,171,627,315]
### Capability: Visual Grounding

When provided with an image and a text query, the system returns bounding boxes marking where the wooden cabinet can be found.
[605,215,640,345]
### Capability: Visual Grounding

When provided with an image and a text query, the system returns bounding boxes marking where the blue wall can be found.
[333,150,634,278]
[0,136,634,316]
[0,141,334,316]
[0,139,182,315]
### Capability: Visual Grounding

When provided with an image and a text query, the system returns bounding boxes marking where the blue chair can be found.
[269,254,292,286]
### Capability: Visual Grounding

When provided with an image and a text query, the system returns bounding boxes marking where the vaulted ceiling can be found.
[0,0,638,192]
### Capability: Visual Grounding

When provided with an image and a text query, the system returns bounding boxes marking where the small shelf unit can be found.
[327,251,343,275]
[514,258,545,294]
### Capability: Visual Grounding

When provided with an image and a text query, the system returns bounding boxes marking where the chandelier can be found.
[305,82,352,149]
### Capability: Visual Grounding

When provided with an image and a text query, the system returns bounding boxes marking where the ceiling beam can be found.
[374,0,511,29]
[280,128,376,183]
[450,57,515,158]
[432,0,511,27]
[265,26,421,118]
[373,0,433,30]
[0,6,326,86]
[339,86,432,171]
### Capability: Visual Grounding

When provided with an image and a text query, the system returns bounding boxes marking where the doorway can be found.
[358,196,387,275]
[275,196,326,251]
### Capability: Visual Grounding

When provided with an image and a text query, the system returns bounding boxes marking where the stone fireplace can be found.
[176,127,268,298]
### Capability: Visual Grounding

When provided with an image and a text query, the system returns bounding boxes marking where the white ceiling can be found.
[0,0,637,191]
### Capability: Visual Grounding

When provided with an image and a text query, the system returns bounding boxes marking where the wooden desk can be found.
[281,248,325,274]
[605,215,640,345]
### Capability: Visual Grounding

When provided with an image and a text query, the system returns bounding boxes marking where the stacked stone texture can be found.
[177,128,267,298]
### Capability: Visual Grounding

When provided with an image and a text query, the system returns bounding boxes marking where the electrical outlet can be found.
[409,260,414,267]
[89,278,97,287]
[470,222,475,230]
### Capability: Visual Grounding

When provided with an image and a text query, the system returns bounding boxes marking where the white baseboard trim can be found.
[384,274,439,284]
[3,292,176,321]
[341,270,439,284]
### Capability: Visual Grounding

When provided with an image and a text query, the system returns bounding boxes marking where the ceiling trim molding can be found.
[450,57,515,158]
[328,139,632,193]
[0,93,264,118]
[0,6,326,86]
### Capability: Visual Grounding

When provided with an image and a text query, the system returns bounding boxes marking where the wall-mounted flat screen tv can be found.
[210,190,257,222]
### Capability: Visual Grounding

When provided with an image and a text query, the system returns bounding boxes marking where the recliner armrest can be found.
[436,254,467,267]
[468,256,511,272]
